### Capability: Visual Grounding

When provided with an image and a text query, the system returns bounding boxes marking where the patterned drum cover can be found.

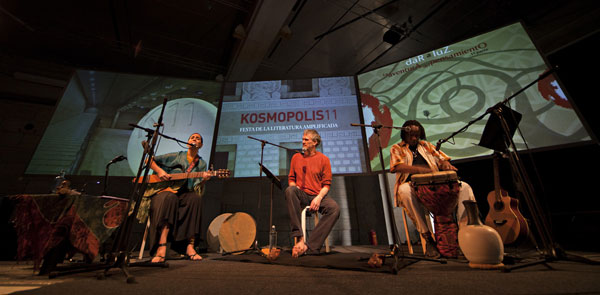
[415,182,460,258]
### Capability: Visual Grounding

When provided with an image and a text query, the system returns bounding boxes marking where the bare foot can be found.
[292,240,308,258]
[186,244,202,261]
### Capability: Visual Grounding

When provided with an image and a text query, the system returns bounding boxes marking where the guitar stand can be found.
[430,68,600,272]
[351,123,446,274]
[483,101,600,273]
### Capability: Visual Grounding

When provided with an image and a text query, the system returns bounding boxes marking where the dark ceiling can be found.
[1,0,599,105]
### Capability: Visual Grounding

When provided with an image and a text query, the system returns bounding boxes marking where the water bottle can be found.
[269,225,277,249]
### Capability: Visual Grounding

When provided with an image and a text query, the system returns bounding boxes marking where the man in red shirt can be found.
[286,129,340,258]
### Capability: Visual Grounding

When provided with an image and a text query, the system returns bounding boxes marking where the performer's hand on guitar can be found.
[157,169,171,181]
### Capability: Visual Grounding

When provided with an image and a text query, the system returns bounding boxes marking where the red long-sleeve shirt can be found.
[288,151,332,195]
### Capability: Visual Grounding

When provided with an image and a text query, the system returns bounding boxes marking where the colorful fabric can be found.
[12,194,127,270]
[288,151,332,196]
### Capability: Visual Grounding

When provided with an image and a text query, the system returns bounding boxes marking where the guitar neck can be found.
[493,153,501,201]
[141,171,210,184]
[168,171,209,181]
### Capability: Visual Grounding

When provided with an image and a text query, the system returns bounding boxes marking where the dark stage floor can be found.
[1,245,599,295]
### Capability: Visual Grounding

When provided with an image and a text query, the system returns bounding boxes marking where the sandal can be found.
[151,243,167,263]
[185,238,202,261]
[186,253,202,261]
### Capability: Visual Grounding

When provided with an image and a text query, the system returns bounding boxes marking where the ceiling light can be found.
[233,24,246,39]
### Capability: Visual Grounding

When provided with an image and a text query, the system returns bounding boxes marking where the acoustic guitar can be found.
[484,153,529,245]
[133,169,230,197]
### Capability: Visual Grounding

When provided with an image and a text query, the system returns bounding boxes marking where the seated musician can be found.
[285,129,340,257]
[390,120,475,258]
[146,133,209,262]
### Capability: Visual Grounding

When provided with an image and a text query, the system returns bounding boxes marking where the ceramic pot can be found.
[458,200,504,268]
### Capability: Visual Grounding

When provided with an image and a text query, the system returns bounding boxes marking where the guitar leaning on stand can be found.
[484,152,529,245]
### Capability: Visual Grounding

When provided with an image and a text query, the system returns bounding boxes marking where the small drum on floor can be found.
[411,171,460,257]
[218,212,256,254]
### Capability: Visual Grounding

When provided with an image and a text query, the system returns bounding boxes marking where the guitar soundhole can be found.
[494,202,505,211]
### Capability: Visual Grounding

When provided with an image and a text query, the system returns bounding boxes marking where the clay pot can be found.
[458,200,504,268]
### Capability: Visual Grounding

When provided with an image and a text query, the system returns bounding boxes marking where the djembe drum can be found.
[411,171,460,257]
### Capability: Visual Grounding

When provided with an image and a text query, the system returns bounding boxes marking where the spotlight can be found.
[383,25,404,45]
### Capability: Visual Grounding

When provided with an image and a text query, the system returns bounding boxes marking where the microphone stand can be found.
[350,123,445,274]
[128,123,190,147]
[435,68,556,151]
[248,136,301,207]
[247,136,301,249]
[103,163,112,196]
[102,156,126,196]
[248,136,266,209]
[46,98,171,282]
[101,98,172,282]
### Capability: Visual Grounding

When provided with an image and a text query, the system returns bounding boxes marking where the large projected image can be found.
[26,70,221,177]
[358,22,590,170]
[214,77,367,177]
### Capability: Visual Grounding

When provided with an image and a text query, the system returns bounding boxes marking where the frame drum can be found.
[218,212,257,253]
[207,213,232,253]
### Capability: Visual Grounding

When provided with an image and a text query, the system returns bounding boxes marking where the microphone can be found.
[394,126,412,131]
[108,155,127,165]
[301,148,307,155]
[436,140,443,151]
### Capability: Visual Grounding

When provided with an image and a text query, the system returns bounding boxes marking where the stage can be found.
[1,245,599,295]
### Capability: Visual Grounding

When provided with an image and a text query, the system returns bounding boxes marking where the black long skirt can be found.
[148,191,202,254]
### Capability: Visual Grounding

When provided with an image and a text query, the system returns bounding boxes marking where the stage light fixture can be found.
[383,25,404,45]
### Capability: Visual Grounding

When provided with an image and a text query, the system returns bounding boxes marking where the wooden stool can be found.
[138,217,151,259]
[298,206,330,253]
[401,207,434,255]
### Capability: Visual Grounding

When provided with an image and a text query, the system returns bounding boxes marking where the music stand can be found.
[259,163,282,190]
[479,104,521,152]
[259,163,281,252]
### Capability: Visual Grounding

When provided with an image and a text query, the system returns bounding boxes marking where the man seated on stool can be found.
[285,129,340,258]
[390,120,476,258]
